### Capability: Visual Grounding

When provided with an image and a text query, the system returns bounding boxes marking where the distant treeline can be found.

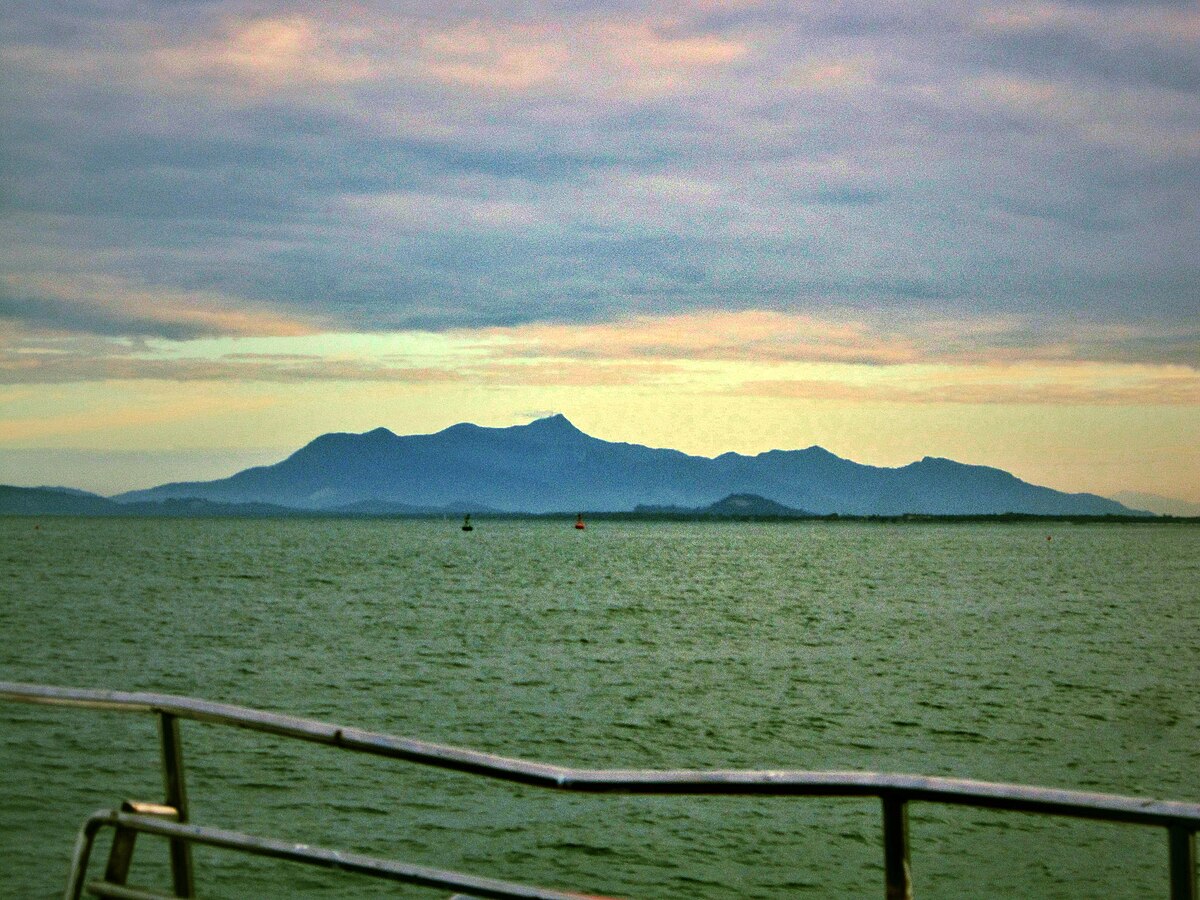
[566,511,1195,525]
[3,485,1196,523]
[494,511,1198,525]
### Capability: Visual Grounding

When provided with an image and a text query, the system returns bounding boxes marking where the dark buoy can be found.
[462,514,474,532]
[574,513,586,530]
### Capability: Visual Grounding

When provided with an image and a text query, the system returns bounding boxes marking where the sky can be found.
[1,0,1197,501]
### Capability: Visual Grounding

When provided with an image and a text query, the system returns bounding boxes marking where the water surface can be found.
[1,518,1197,897]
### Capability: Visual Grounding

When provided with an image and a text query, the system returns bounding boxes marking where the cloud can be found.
[0,354,469,385]
[0,330,678,387]
[0,0,1196,359]
[2,311,1194,408]
[1,274,323,339]
[969,8,1200,92]
[417,21,569,91]
[412,18,748,96]
[469,310,1200,368]
[152,17,379,91]
[735,367,1200,406]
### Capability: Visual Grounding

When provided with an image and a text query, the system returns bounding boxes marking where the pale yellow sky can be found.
[2,318,1197,501]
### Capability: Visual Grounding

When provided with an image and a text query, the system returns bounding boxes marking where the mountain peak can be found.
[523,413,582,433]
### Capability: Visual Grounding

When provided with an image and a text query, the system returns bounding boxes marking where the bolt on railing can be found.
[1,682,1197,899]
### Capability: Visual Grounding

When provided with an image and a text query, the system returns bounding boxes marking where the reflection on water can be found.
[1,518,1198,897]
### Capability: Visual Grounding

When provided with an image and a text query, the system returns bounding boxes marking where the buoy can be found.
[574,513,586,530]
[461,514,473,532]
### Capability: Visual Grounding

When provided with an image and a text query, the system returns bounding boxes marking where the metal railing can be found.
[2,681,1197,899]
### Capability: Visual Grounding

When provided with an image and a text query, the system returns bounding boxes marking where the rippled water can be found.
[1,517,1198,898]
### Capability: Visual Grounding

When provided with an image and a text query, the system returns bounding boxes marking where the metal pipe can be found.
[881,794,912,900]
[4,682,1199,831]
[62,814,104,900]
[83,882,176,900]
[101,823,137,887]
[157,713,193,897]
[1170,826,1197,900]
[79,810,617,900]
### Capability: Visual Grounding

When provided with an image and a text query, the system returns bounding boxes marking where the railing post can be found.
[102,823,138,886]
[159,712,195,897]
[63,818,103,900]
[1169,826,1196,900]
[882,794,912,900]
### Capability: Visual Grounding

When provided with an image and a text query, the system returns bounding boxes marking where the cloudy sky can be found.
[1,0,1197,501]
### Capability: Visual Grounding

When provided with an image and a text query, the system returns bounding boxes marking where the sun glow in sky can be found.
[1,2,1197,501]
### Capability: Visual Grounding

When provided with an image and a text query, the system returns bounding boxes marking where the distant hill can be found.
[328,499,500,516]
[113,415,1144,517]
[0,485,120,515]
[118,498,308,518]
[638,494,813,518]
[0,486,308,518]
[702,494,813,517]
[33,486,98,497]
[1111,491,1200,518]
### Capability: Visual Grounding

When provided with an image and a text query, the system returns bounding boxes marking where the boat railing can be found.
[1,681,1197,899]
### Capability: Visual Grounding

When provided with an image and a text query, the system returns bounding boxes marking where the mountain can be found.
[32,486,99,497]
[0,485,121,515]
[118,498,309,518]
[0,485,309,518]
[1111,491,1200,518]
[112,415,1144,516]
[327,499,501,516]
[702,494,812,517]
[637,494,813,518]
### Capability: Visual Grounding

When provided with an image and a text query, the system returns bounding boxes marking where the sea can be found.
[1,517,1198,898]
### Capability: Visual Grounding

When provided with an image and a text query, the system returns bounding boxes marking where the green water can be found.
[1,518,1198,897]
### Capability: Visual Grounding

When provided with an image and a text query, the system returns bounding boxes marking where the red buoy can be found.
[575,514,586,530]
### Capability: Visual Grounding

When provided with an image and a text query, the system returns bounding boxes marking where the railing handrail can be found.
[3,680,1199,827]
[69,810,616,900]
[3,680,1198,899]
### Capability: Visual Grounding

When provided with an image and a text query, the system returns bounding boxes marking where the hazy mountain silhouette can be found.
[1111,491,1200,518]
[0,485,119,515]
[0,485,309,518]
[635,494,814,517]
[112,415,1142,516]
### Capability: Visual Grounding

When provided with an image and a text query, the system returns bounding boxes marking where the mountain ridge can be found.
[1111,491,1200,518]
[110,415,1144,517]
